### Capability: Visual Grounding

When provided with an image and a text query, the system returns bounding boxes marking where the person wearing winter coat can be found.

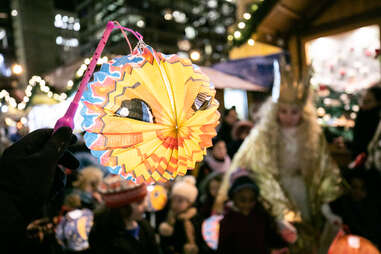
[322,169,381,249]
[217,174,295,254]
[0,127,79,253]
[198,171,224,219]
[197,138,230,185]
[217,107,238,145]
[71,166,103,210]
[89,175,160,254]
[227,120,253,159]
[159,176,208,254]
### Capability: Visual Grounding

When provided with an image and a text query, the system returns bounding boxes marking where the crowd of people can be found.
[0,79,381,253]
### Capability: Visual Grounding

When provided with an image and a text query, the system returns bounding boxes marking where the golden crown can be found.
[272,57,310,105]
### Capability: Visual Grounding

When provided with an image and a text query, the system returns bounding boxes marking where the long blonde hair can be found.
[215,93,322,212]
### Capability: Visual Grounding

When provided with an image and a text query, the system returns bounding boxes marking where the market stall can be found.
[226,0,381,166]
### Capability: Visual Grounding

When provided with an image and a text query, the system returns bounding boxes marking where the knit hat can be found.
[228,175,260,199]
[171,175,198,204]
[98,175,147,208]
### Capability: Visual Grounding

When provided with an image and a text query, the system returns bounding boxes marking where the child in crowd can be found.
[217,174,295,254]
[197,138,230,184]
[198,172,224,219]
[89,175,160,254]
[159,176,208,254]
[217,107,238,145]
[71,166,103,210]
[227,120,253,159]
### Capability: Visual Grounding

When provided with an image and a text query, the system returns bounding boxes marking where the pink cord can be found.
[114,24,143,41]
[54,21,143,131]
[114,21,133,53]
[114,23,144,54]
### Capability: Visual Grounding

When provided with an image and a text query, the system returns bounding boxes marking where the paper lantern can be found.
[328,232,380,254]
[56,209,94,251]
[146,185,168,212]
[80,43,219,183]
[202,214,224,250]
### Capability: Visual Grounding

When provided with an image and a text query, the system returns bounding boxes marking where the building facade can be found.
[76,0,236,65]
[11,0,57,83]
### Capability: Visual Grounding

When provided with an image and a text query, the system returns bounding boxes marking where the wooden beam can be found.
[258,25,276,35]
[276,3,301,20]
[303,0,335,24]
[300,7,381,37]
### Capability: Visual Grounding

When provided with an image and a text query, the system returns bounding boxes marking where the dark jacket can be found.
[217,121,233,145]
[198,196,215,220]
[217,206,285,254]
[160,207,210,254]
[196,161,213,186]
[89,208,160,254]
[351,108,381,158]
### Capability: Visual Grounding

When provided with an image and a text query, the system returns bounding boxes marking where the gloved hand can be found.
[0,127,79,223]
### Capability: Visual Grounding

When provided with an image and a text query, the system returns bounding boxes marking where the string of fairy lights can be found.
[0,76,69,113]
[0,0,271,113]
[0,56,109,114]
[227,0,274,47]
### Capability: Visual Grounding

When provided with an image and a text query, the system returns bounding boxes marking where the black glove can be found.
[0,127,79,223]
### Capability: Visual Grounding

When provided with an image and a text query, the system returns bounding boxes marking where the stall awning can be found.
[200,67,266,92]
[212,53,285,89]
[229,40,282,60]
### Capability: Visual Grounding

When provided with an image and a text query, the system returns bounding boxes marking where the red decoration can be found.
[375,49,380,58]
[328,229,380,254]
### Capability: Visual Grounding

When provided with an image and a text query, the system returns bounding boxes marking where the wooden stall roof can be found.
[254,0,381,47]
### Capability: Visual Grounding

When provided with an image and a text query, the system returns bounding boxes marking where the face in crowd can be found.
[359,89,380,111]
[224,109,238,125]
[277,103,302,128]
[212,140,227,160]
[120,198,147,222]
[171,195,191,214]
[233,187,257,216]
[209,179,221,198]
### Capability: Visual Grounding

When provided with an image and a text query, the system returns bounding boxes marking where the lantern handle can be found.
[54,21,142,131]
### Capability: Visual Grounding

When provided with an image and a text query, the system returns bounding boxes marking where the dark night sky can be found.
[54,0,76,12]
